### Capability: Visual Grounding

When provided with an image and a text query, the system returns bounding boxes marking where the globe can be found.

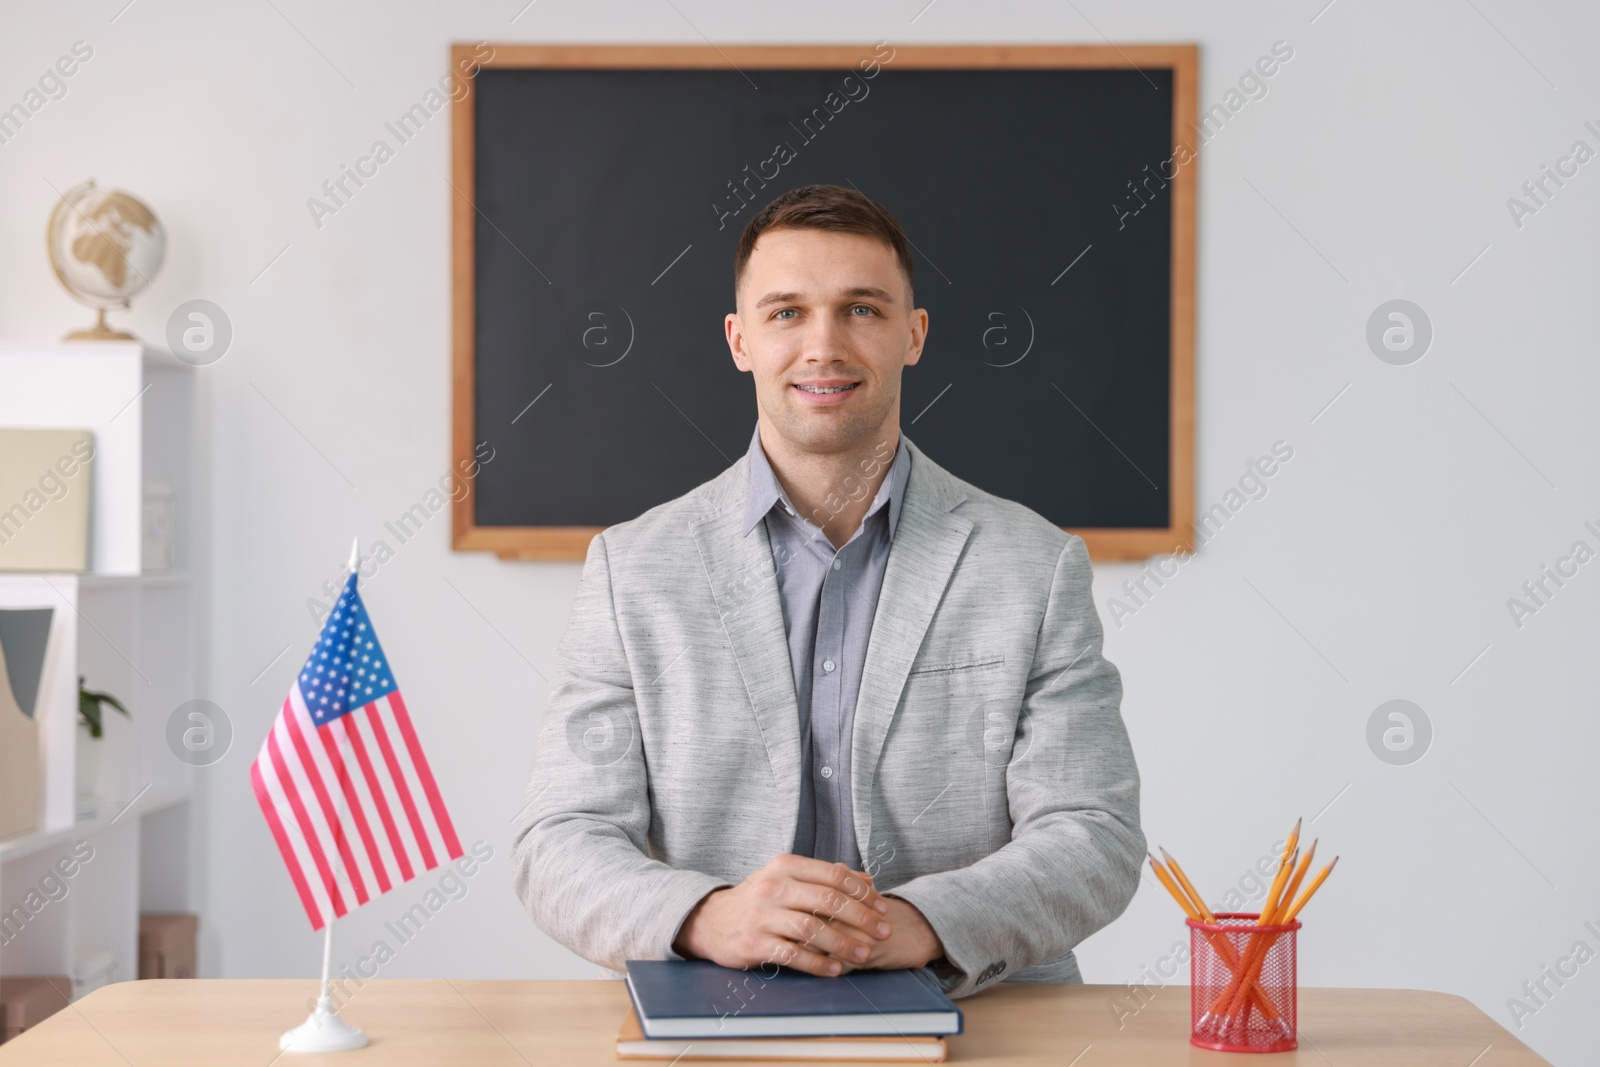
[47,179,166,341]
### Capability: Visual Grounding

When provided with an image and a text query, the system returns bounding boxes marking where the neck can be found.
[758,421,901,550]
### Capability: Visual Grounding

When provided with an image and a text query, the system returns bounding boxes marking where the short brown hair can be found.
[733,184,915,302]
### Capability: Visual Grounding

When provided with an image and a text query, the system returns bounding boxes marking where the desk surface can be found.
[0,979,1550,1066]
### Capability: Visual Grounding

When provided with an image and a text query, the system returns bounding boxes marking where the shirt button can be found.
[832,558,841,570]
[820,766,833,779]
[823,659,836,673]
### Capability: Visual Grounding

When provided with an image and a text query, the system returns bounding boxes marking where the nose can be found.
[800,310,850,365]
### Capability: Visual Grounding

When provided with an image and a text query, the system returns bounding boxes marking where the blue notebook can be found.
[624,960,963,1039]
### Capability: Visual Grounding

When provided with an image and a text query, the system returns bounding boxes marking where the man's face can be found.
[727,227,927,455]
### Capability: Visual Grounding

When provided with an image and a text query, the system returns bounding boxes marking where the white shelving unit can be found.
[0,342,200,995]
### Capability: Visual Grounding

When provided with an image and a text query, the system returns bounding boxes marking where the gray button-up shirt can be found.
[741,423,912,872]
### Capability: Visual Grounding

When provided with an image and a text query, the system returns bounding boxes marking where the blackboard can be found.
[451,45,1194,560]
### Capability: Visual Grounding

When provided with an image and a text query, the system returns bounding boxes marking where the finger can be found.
[795,882,894,940]
[840,871,884,910]
[817,915,892,953]
[812,920,887,968]
[764,936,850,977]
[781,858,888,913]
[775,909,876,965]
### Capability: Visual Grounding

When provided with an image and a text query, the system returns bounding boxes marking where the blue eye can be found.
[851,305,876,316]
[774,308,797,320]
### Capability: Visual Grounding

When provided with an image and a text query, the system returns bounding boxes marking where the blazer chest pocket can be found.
[907,652,1005,676]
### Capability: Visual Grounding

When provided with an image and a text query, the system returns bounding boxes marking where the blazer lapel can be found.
[689,472,803,844]
[850,436,972,859]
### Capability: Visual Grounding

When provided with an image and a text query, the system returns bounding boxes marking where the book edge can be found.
[619,1007,947,1046]
[615,1035,948,1062]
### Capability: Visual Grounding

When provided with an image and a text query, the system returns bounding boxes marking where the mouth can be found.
[794,382,858,393]
[792,380,860,406]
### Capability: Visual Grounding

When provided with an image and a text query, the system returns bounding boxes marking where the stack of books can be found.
[617,960,963,1062]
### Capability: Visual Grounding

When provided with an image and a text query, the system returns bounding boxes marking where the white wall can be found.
[2,1,1596,1062]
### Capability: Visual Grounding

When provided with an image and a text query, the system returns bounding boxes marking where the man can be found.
[512,184,1144,998]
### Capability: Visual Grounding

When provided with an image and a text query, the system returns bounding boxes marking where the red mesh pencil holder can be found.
[1187,912,1299,1053]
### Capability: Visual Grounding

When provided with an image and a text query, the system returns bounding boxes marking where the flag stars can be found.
[297,584,396,720]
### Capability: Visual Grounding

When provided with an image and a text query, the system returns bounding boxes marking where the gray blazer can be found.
[511,434,1144,999]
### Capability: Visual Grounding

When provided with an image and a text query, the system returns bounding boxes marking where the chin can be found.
[765,383,894,449]
[783,411,878,453]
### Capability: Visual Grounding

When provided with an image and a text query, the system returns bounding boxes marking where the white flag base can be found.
[279,997,369,1052]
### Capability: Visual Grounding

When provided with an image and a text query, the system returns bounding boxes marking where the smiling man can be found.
[512,184,1145,998]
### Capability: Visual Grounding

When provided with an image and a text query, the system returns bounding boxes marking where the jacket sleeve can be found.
[510,531,732,971]
[886,534,1145,999]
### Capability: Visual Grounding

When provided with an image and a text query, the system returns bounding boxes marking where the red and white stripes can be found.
[251,686,461,930]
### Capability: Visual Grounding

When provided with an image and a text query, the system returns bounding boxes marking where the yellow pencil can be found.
[1147,854,1200,919]
[1158,847,1216,923]
[1257,818,1301,925]
[1270,841,1317,924]
[1280,818,1301,867]
[1280,856,1339,923]
[1258,847,1296,925]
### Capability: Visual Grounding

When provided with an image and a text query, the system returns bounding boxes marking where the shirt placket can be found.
[813,537,848,863]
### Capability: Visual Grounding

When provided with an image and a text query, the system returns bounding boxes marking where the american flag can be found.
[250,570,462,930]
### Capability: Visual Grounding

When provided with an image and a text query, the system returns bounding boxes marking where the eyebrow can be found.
[753,286,898,310]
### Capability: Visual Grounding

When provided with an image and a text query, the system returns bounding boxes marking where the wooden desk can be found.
[0,979,1550,1066]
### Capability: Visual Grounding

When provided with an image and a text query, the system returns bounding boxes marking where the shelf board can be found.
[4,572,192,590]
[77,571,192,590]
[0,820,92,865]
[0,786,190,864]
[128,784,192,818]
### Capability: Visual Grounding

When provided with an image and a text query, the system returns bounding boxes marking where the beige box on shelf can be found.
[0,976,71,1044]
[0,428,94,573]
[138,913,198,980]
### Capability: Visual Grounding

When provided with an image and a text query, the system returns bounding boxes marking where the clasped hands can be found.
[672,854,944,977]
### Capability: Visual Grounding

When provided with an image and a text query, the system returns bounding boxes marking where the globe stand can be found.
[64,306,136,343]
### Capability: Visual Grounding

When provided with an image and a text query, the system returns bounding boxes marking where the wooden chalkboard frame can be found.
[450,43,1196,561]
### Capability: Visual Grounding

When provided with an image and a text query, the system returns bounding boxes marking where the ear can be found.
[726,311,752,372]
[904,307,929,368]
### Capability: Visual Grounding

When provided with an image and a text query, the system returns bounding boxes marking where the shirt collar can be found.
[741,422,912,540]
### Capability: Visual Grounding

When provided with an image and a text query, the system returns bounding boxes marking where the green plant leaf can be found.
[77,675,130,740]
